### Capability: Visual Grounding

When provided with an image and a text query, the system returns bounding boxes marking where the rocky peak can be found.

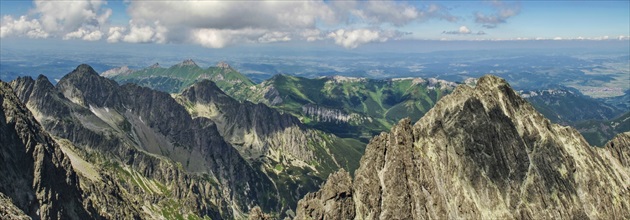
[57,64,121,107]
[296,74,630,219]
[75,64,99,76]
[149,62,160,68]
[217,61,231,69]
[177,59,198,67]
[295,169,355,220]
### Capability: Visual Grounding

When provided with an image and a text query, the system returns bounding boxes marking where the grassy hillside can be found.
[106,63,457,141]
[111,60,254,95]
[574,111,630,146]
[243,75,456,140]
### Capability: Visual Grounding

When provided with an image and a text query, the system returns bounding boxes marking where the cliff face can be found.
[296,75,630,219]
[179,80,318,162]
[178,80,364,214]
[0,81,96,219]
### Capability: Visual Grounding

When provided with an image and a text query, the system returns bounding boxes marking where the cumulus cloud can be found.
[327,29,405,49]
[348,1,458,26]
[301,29,324,42]
[119,0,456,48]
[107,26,126,43]
[443,26,486,35]
[0,0,111,40]
[190,28,269,48]
[122,21,168,44]
[2,0,463,48]
[475,1,521,28]
[64,28,103,41]
[1,15,49,38]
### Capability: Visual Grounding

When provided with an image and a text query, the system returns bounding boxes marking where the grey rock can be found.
[296,75,630,220]
[1,81,97,219]
[295,169,355,220]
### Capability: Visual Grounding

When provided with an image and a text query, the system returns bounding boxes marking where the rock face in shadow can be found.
[0,81,96,219]
[296,75,630,219]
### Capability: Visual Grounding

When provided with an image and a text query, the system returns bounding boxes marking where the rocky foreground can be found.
[296,75,630,219]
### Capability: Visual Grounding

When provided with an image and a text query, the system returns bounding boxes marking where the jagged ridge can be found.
[296,75,630,219]
[1,81,97,219]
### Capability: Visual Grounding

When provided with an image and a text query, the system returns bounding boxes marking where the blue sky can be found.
[1,0,629,49]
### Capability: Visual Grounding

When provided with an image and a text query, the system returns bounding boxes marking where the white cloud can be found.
[120,0,455,48]
[475,1,521,28]
[64,27,103,41]
[1,15,49,38]
[122,21,168,44]
[442,26,486,35]
[327,29,403,49]
[191,28,267,48]
[301,29,324,42]
[107,26,126,43]
[346,1,457,26]
[459,26,471,34]
[258,31,292,43]
[0,0,110,40]
[2,0,467,48]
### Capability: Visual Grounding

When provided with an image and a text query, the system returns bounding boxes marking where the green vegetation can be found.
[574,111,630,146]
[107,62,455,141]
[244,75,453,141]
[111,62,254,95]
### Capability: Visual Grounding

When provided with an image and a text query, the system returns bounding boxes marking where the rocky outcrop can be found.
[0,81,97,219]
[217,61,231,69]
[601,132,630,168]
[294,169,355,220]
[302,104,369,124]
[101,66,133,78]
[0,192,30,220]
[181,80,319,161]
[178,59,198,67]
[296,75,630,219]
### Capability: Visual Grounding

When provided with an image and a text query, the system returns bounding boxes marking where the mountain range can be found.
[4,64,362,219]
[105,60,628,144]
[1,63,628,219]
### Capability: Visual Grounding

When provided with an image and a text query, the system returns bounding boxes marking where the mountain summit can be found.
[177,59,198,67]
[296,75,630,219]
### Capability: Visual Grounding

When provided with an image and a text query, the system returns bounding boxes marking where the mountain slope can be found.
[11,65,268,218]
[109,60,254,95]
[296,75,630,219]
[9,64,363,218]
[574,111,630,146]
[245,75,456,140]
[175,80,364,213]
[522,87,623,124]
[104,63,456,141]
[0,81,97,219]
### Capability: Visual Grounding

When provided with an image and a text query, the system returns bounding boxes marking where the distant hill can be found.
[574,112,630,146]
[240,75,457,140]
[104,62,458,141]
[105,62,628,146]
[107,60,254,96]
[521,86,623,124]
